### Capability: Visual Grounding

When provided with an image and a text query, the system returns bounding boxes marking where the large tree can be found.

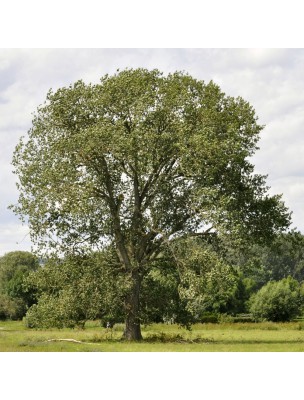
[11,69,290,340]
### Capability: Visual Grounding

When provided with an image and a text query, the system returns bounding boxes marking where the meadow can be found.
[1,320,304,352]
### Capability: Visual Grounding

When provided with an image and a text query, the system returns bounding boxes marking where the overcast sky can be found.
[0,48,303,255]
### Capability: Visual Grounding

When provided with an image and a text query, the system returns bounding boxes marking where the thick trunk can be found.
[123,269,142,341]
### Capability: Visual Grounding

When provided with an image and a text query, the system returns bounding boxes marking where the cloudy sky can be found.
[0,48,303,255]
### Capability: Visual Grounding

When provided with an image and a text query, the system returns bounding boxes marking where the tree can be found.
[263,231,304,282]
[0,251,39,319]
[11,69,291,340]
[249,277,303,322]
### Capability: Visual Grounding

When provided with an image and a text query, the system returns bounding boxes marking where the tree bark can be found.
[123,269,142,341]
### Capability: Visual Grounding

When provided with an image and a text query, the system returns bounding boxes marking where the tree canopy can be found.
[11,68,291,339]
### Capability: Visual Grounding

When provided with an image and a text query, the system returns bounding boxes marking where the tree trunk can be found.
[123,269,142,341]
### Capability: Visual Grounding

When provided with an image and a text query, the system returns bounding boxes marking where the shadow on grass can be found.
[144,332,214,343]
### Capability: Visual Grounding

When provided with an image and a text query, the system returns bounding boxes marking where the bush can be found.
[0,294,27,320]
[199,312,219,323]
[24,290,99,329]
[249,277,303,322]
[24,294,79,329]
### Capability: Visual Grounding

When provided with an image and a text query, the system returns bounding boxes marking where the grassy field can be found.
[0,320,304,351]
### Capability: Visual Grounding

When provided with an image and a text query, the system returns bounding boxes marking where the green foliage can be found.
[221,275,258,314]
[0,294,26,320]
[249,277,303,322]
[140,262,195,327]
[199,312,219,323]
[24,250,125,328]
[223,231,304,290]
[0,251,39,319]
[171,238,239,317]
[25,242,241,329]
[264,231,304,282]
[140,265,182,323]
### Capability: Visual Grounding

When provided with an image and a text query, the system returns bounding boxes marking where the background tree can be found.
[11,69,291,340]
[0,251,39,319]
[220,231,304,293]
[262,231,304,282]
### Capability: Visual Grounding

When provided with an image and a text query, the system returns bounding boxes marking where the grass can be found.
[0,320,304,351]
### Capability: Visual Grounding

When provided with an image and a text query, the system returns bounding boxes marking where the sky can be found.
[0,48,304,255]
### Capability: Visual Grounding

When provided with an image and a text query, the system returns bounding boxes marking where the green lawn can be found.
[0,320,304,351]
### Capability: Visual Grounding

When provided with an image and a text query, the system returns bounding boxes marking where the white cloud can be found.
[0,222,32,255]
[266,177,304,231]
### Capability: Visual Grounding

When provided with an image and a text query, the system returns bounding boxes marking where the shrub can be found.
[0,294,27,320]
[249,276,303,322]
[200,312,219,323]
[24,295,76,329]
[24,290,97,329]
